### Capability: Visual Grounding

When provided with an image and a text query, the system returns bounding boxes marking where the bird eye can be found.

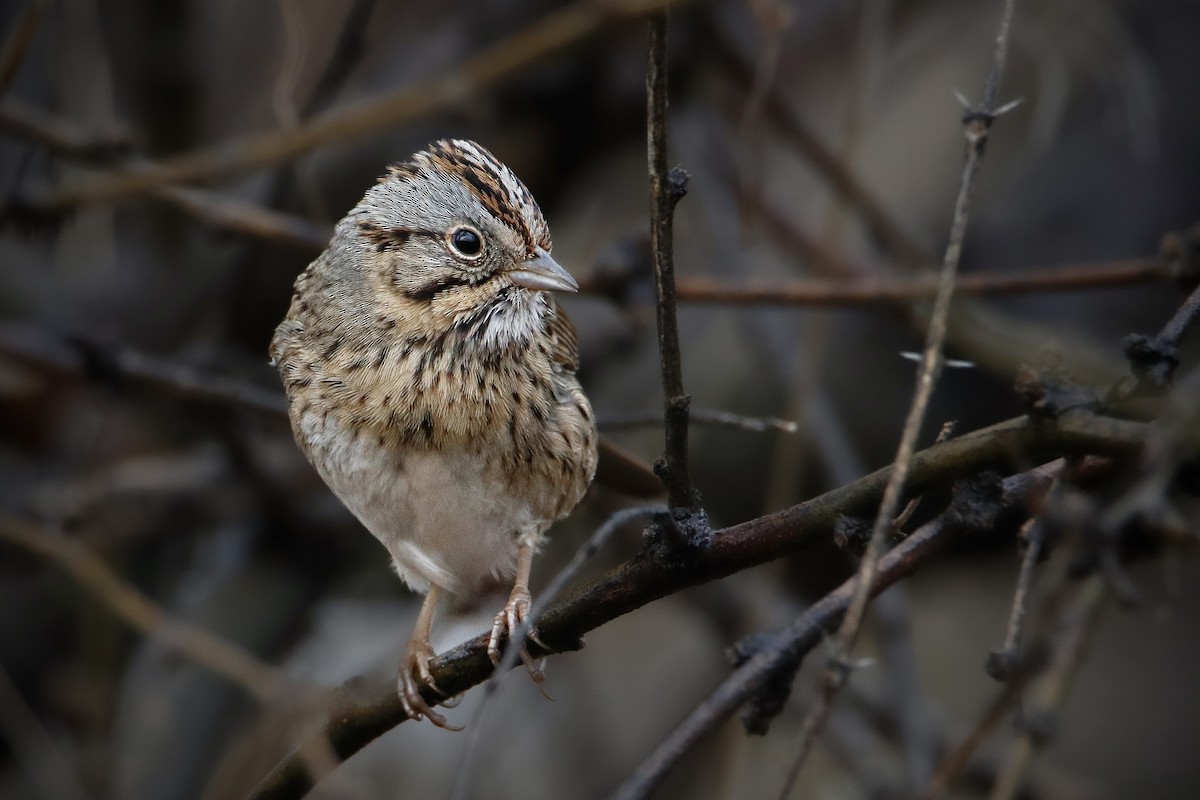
[448,226,483,258]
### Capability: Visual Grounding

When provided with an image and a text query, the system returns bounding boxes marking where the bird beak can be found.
[505,248,579,293]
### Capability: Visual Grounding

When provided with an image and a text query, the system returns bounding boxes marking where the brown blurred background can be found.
[1,1,1199,798]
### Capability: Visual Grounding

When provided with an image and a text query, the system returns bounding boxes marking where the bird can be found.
[270,139,599,728]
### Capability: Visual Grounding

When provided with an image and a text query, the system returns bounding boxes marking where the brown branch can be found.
[243,412,1145,800]
[987,515,1047,680]
[646,10,697,511]
[608,464,1058,800]
[0,101,331,251]
[988,576,1108,800]
[0,0,45,95]
[0,322,287,418]
[0,100,132,161]
[449,504,666,800]
[650,257,1172,306]
[0,515,287,701]
[599,408,798,434]
[28,0,684,214]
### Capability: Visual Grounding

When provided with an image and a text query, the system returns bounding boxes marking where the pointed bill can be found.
[505,248,579,293]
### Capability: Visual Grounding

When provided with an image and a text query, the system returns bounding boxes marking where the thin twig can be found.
[917,647,1049,800]
[241,419,1144,800]
[776,2,1021,788]
[29,0,683,214]
[0,0,46,96]
[449,505,666,800]
[0,515,287,701]
[1156,271,1200,347]
[608,467,1055,800]
[0,102,331,251]
[987,516,1046,680]
[599,408,798,434]
[646,10,697,510]
[988,576,1108,800]
[0,322,287,418]
[0,100,131,161]
[647,257,1173,306]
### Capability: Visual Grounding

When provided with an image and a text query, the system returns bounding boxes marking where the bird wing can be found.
[544,297,580,374]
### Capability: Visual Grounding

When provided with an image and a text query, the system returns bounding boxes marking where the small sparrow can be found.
[270,139,598,727]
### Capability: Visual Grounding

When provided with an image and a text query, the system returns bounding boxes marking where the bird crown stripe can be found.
[425,140,540,257]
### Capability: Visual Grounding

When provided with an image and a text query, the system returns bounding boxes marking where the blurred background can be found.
[1,0,1199,798]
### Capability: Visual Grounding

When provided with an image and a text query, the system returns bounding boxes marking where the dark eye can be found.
[449,226,482,258]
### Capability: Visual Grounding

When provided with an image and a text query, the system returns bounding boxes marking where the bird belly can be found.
[296,408,541,596]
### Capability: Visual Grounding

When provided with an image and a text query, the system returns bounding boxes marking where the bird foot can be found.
[488,586,550,691]
[398,638,462,731]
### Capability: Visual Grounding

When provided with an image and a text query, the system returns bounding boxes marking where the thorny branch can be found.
[607,464,1060,800]
[244,415,1144,800]
[646,11,699,512]
[778,0,1021,786]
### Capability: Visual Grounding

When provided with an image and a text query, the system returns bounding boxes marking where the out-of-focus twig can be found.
[0,515,287,701]
[0,100,131,161]
[0,322,287,418]
[988,577,1108,800]
[635,257,1174,306]
[0,101,331,251]
[0,0,46,96]
[28,0,685,214]
[704,17,927,267]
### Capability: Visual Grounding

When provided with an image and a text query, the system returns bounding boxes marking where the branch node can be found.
[945,471,1005,533]
[726,632,796,736]
[1014,365,1098,421]
[1160,222,1200,287]
[985,648,1019,681]
[1123,333,1179,387]
[666,166,690,204]
[832,514,873,553]
[645,505,712,556]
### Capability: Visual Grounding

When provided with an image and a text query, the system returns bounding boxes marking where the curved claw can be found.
[399,641,462,731]
[487,587,552,697]
[488,586,532,665]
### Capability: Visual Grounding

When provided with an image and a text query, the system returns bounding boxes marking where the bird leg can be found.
[398,584,461,730]
[488,536,547,689]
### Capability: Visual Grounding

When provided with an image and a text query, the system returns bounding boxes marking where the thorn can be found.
[993,97,1024,116]
[900,351,975,369]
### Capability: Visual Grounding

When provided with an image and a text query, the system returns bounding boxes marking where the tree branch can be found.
[0,515,287,700]
[26,0,684,214]
[646,10,698,511]
[608,463,1058,800]
[244,411,1144,800]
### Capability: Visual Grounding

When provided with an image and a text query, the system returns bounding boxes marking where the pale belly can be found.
[297,409,550,595]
